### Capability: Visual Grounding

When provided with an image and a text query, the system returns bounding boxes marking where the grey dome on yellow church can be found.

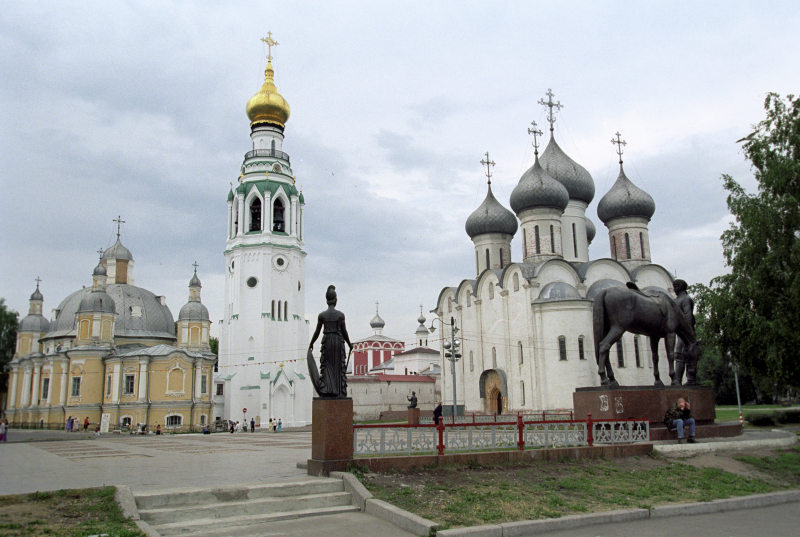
[5,230,216,432]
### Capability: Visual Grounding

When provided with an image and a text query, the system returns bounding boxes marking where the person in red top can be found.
[83,417,89,431]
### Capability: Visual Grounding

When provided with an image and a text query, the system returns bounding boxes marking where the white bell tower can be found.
[217,34,312,428]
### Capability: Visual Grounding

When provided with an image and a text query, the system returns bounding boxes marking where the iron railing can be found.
[353,414,649,457]
[244,149,290,162]
[419,411,573,425]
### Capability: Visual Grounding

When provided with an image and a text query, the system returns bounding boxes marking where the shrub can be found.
[775,409,800,424]
[745,412,775,426]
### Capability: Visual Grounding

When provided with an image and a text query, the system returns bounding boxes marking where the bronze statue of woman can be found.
[307,285,353,398]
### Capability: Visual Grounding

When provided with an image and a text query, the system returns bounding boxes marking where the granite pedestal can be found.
[307,397,354,476]
[407,408,420,425]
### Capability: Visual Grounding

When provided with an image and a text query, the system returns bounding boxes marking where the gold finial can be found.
[480,152,495,185]
[538,89,563,133]
[261,32,279,62]
[611,131,627,165]
[528,121,543,155]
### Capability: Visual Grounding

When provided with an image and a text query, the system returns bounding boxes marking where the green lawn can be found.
[715,405,795,424]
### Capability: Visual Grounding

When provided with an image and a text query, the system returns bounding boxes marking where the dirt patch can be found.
[660,448,784,482]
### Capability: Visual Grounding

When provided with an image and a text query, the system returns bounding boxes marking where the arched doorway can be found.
[488,387,503,414]
[480,369,507,414]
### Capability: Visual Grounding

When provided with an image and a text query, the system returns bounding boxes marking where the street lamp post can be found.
[729,356,743,425]
[430,316,461,422]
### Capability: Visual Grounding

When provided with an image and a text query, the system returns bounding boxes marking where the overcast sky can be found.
[2,1,798,347]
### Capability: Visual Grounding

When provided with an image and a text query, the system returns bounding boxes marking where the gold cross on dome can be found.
[261,32,279,61]
[113,215,126,238]
[480,152,495,185]
[611,131,627,164]
[538,88,563,132]
[528,121,543,153]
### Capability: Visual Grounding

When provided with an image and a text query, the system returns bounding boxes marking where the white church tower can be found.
[217,34,312,427]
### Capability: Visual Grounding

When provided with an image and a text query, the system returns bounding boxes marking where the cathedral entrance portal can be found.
[479,369,507,415]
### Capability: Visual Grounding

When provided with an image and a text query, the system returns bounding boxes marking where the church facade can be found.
[5,236,217,431]
[215,38,313,428]
[434,93,674,414]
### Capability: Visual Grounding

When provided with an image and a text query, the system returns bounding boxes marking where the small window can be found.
[499,248,504,269]
[124,374,135,395]
[612,236,617,259]
[640,232,645,258]
[273,199,285,232]
[521,381,525,406]
[572,223,578,257]
[634,337,642,367]
[535,226,541,254]
[272,300,275,318]
[284,301,288,320]
[522,230,527,257]
[71,377,81,397]
[247,277,258,288]
[469,351,474,372]
[558,336,567,361]
[492,347,497,369]
[485,248,490,271]
[578,336,586,360]
[467,293,471,307]
[625,233,631,259]
[106,375,112,396]
[513,273,519,292]
[122,416,132,428]
[617,342,625,367]
[216,383,224,396]
[488,283,494,299]
[200,414,206,425]
[201,375,208,394]
[41,378,50,399]
[166,415,182,427]
[550,225,555,253]
[277,300,282,321]
[518,341,523,364]
[475,251,479,274]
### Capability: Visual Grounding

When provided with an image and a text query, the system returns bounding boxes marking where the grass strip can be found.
[0,486,145,537]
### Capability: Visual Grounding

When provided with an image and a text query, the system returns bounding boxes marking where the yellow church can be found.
[5,231,217,432]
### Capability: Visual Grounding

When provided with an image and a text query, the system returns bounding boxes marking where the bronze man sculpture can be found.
[407,391,418,409]
[672,279,698,385]
[307,285,353,398]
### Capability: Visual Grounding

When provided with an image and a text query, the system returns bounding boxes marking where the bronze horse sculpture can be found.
[592,283,698,387]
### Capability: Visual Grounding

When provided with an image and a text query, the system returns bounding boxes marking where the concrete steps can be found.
[135,479,359,536]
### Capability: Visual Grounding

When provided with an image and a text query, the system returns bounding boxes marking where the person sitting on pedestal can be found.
[664,397,697,444]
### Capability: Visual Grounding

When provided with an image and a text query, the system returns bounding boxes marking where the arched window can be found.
[249,198,262,231]
[617,342,625,367]
[634,336,642,367]
[572,223,578,257]
[518,341,523,364]
[488,283,494,299]
[558,336,567,361]
[475,251,479,274]
[499,248,504,269]
[271,139,276,152]
[612,236,617,259]
[640,232,645,258]
[277,300,282,320]
[284,301,288,320]
[485,248,490,271]
[550,225,555,253]
[578,336,586,360]
[271,300,275,319]
[469,350,474,372]
[522,230,527,257]
[273,198,285,232]
[625,233,631,259]
[513,273,519,292]
[521,381,526,406]
[492,347,497,368]
[467,293,471,307]
[447,297,452,313]
[535,226,541,254]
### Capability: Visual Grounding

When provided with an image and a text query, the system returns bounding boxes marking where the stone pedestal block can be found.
[573,385,716,424]
[308,397,353,476]
[407,407,420,425]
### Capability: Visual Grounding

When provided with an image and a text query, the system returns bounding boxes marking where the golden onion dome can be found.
[246,60,290,128]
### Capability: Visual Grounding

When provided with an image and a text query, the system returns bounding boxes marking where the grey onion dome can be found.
[465,185,518,239]
[417,313,426,325]
[30,286,43,301]
[102,238,133,261]
[597,165,656,224]
[510,156,570,214]
[586,218,597,244]
[370,313,385,329]
[189,272,201,287]
[93,260,107,276]
[415,323,430,337]
[537,281,582,302]
[20,313,50,332]
[539,136,595,204]
[178,301,210,321]
[78,291,116,314]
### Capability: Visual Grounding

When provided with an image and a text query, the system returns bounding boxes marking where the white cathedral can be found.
[434,91,675,414]
[215,38,313,427]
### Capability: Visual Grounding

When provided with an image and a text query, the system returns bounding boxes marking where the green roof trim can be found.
[227,189,234,202]
[239,385,260,390]
[260,372,270,379]
[247,357,254,361]
[236,178,299,199]
[299,192,305,204]
[295,372,306,379]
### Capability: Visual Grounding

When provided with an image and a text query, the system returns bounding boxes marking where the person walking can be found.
[277,419,282,432]
[268,418,273,432]
[432,401,443,425]
[66,416,72,433]
[83,417,89,432]
[0,418,7,442]
[250,418,255,432]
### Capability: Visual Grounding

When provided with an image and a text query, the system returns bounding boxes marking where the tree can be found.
[695,93,800,388]
[0,298,19,396]
[209,337,219,356]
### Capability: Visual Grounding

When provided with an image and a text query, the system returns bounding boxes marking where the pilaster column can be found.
[20,367,32,407]
[194,360,203,399]
[237,197,245,237]
[138,360,148,402]
[59,361,68,406]
[30,363,42,407]
[8,369,18,410]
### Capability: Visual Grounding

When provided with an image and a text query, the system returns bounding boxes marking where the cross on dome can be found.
[480,152,495,185]
[375,301,379,315]
[611,131,627,164]
[96,248,104,259]
[261,31,279,61]
[538,89,563,132]
[528,121,543,154]
[113,216,125,239]
[192,261,199,273]
[35,276,41,287]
